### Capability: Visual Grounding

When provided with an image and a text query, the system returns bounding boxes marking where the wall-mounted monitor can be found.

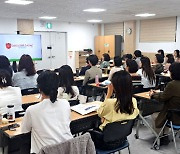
[0,34,42,61]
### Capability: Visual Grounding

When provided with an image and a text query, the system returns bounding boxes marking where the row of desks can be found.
[5,91,152,138]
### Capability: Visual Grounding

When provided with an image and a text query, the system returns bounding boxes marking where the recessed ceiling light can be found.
[83,8,106,13]
[87,19,102,23]
[5,0,34,5]
[39,16,57,20]
[135,13,156,17]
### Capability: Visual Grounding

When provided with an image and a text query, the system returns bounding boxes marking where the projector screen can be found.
[0,34,42,61]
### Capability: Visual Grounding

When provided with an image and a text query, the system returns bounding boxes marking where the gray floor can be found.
[121,122,180,154]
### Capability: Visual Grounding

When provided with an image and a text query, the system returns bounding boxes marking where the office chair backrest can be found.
[103,120,134,143]
[132,83,143,94]
[21,88,39,96]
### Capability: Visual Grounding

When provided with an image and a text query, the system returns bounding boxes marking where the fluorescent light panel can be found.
[87,19,102,23]
[39,16,57,20]
[83,8,106,12]
[5,0,34,5]
[135,13,156,17]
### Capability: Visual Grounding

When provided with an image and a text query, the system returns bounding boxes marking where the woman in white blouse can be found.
[0,69,23,114]
[21,71,73,153]
[137,57,156,90]
[108,56,124,81]
[58,65,79,100]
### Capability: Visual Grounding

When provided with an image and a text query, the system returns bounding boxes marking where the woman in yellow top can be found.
[90,70,139,150]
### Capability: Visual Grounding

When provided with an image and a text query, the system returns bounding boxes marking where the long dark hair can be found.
[166,54,175,64]
[18,54,36,76]
[111,71,134,114]
[0,69,12,88]
[141,57,155,84]
[58,65,75,98]
[37,70,59,103]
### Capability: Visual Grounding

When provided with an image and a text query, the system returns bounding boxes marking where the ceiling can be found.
[1,0,180,23]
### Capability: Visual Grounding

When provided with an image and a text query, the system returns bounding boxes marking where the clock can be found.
[126,28,132,35]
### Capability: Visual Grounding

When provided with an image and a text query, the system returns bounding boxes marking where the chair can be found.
[21,88,39,96]
[135,99,164,139]
[91,120,134,154]
[81,77,107,102]
[38,133,96,154]
[152,109,180,154]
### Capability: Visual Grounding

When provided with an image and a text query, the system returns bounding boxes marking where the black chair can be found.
[81,77,107,102]
[152,109,180,153]
[21,88,39,96]
[90,120,135,154]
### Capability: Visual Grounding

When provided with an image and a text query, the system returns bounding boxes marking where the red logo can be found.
[6,43,11,49]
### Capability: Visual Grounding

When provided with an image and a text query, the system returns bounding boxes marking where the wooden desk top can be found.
[22,94,41,105]
[88,83,108,89]
[134,91,151,99]
[74,74,109,82]
[0,103,100,138]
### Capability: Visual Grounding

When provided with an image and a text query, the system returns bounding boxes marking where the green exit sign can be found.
[46,23,52,29]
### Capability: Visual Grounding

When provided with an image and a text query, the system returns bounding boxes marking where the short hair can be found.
[114,56,122,67]
[37,70,59,103]
[0,55,10,69]
[134,50,142,57]
[169,62,180,80]
[125,54,133,60]
[103,53,110,62]
[18,54,36,76]
[0,69,12,88]
[155,54,164,63]
[157,49,165,57]
[126,59,138,73]
[166,54,174,64]
[88,55,98,66]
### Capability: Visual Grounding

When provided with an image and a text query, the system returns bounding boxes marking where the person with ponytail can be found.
[21,71,73,154]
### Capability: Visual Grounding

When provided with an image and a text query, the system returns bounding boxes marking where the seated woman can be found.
[150,62,180,144]
[0,69,23,114]
[90,71,139,150]
[0,55,13,77]
[164,54,175,72]
[12,54,38,90]
[108,56,124,81]
[58,65,79,100]
[100,53,110,69]
[21,71,73,154]
[173,49,179,62]
[125,59,141,81]
[152,54,164,74]
[137,57,156,90]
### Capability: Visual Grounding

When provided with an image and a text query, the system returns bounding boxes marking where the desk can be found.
[22,94,40,105]
[74,74,109,82]
[134,91,150,99]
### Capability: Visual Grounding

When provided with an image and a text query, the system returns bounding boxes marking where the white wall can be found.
[34,20,98,70]
[136,17,180,53]
[0,18,17,34]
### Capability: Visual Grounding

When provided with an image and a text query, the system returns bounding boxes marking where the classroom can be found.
[0,0,180,154]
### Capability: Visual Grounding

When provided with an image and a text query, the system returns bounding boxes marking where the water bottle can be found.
[7,105,15,122]
[95,74,99,85]
[76,68,79,77]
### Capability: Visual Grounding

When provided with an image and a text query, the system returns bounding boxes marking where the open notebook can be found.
[71,101,102,115]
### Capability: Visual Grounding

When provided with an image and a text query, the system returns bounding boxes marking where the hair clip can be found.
[1,77,7,84]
